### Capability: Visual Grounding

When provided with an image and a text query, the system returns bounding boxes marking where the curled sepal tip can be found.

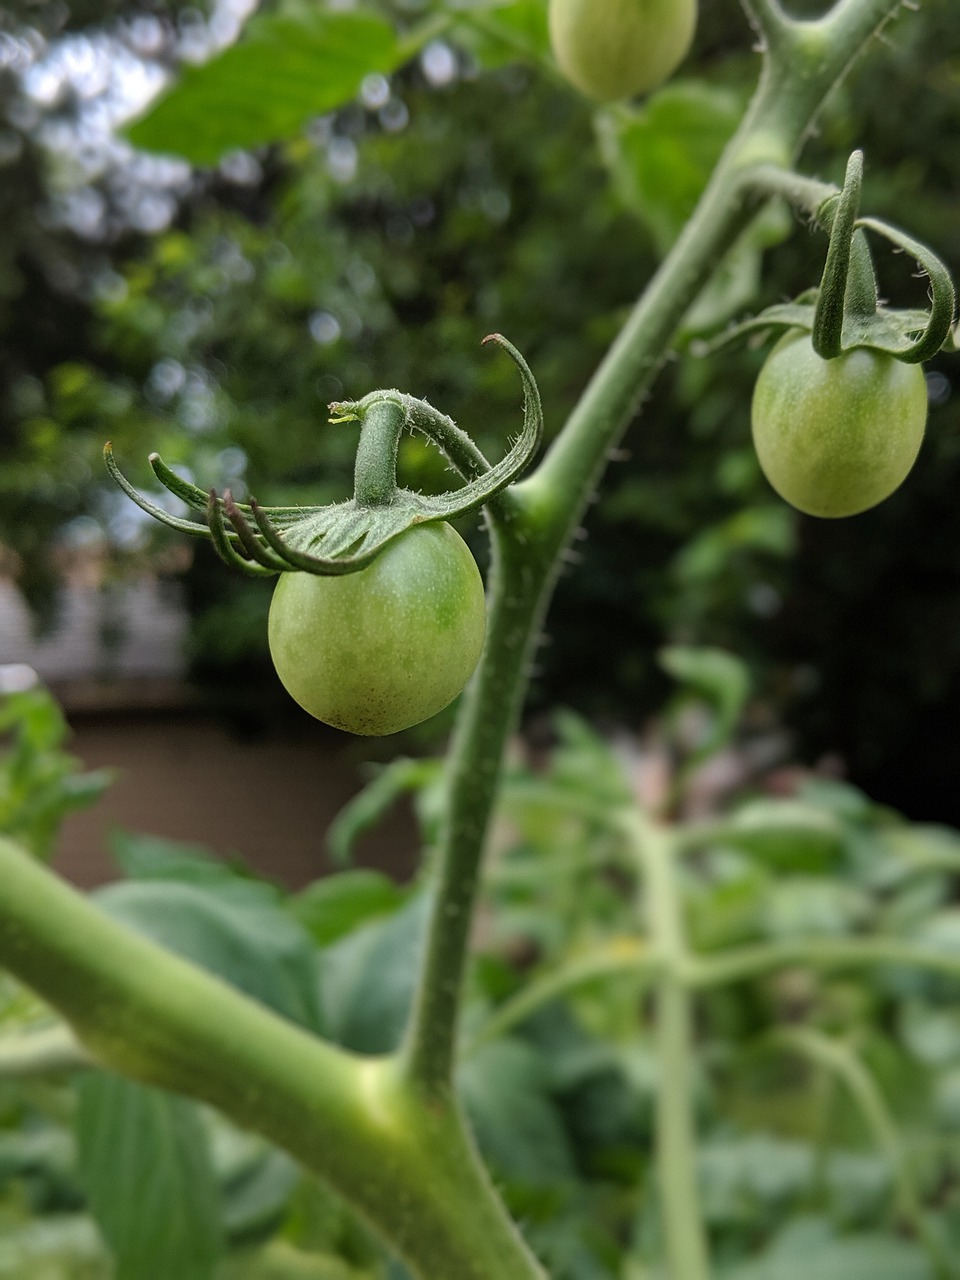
[105,335,543,578]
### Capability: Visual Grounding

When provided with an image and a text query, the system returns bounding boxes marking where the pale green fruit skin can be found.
[268,523,486,736]
[751,330,928,519]
[549,0,697,103]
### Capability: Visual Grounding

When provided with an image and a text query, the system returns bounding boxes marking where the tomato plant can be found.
[751,329,928,518]
[267,523,486,736]
[3,4,959,1280]
[548,0,697,102]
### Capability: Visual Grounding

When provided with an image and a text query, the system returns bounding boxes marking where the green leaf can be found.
[0,686,113,860]
[127,12,402,166]
[762,877,872,940]
[705,799,846,871]
[320,892,429,1053]
[659,644,751,766]
[597,81,745,255]
[94,880,323,1032]
[326,757,440,866]
[723,1215,933,1280]
[453,0,551,69]
[290,870,405,946]
[219,1144,300,1245]
[108,830,277,908]
[457,1039,576,1184]
[76,1073,223,1280]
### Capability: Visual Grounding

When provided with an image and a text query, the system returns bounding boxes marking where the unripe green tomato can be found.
[549,0,697,104]
[268,523,486,736]
[751,330,928,519]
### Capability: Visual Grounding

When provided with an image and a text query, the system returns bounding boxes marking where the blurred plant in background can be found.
[7,659,960,1276]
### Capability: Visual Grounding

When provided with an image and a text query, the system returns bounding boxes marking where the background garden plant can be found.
[1,0,960,1277]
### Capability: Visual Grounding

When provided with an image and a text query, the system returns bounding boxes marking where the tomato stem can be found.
[353,393,405,508]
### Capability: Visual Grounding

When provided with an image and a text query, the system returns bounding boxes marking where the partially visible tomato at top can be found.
[548,0,698,103]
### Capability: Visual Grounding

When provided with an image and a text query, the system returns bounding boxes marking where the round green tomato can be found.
[751,330,928,519]
[268,523,486,736]
[549,0,697,104]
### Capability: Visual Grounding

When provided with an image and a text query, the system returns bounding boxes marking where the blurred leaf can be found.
[290,870,405,946]
[127,12,402,165]
[762,876,872,939]
[219,1238,374,1278]
[76,1073,223,1280]
[219,1145,300,1246]
[659,644,751,767]
[109,831,274,905]
[705,799,845,871]
[320,892,429,1053]
[326,758,440,867]
[899,1000,960,1067]
[700,1134,813,1227]
[0,1214,108,1277]
[454,0,551,69]
[458,1039,576,1184]
[597,81,745,254]
[722,1215,933,1280]
[0,687,112,861]
[94,881,323,1032]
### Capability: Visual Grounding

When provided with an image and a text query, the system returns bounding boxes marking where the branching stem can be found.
[405,0,915,1099]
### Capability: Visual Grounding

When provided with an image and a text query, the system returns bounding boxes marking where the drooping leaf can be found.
[127,12,403,166]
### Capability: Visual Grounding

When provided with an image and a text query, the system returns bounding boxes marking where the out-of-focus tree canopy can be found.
[2,0,960,817]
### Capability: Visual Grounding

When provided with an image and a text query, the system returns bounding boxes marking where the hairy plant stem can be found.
[405,0,912,1098]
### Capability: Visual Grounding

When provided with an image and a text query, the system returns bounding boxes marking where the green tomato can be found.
[751,330,928,519]
[548,0,697,104]
[268,523,486,736]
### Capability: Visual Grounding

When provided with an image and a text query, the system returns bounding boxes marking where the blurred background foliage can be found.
[0,0,959,820]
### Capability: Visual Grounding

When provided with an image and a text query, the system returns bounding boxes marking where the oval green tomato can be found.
[268,523,486,736]
[751,330,928,519]
[549,0,697,104]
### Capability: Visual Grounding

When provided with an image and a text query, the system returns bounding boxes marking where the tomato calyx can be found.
[104,332,542,581]
[705,150,956,366]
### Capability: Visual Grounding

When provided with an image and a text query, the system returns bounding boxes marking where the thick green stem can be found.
[405,0,912,1099]
[629,817,711,1280]
[0,837,542,1280]
[404,494,556,1092]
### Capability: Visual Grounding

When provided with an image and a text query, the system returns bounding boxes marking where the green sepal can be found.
[702,150,955,364]
[105,334,543,578]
